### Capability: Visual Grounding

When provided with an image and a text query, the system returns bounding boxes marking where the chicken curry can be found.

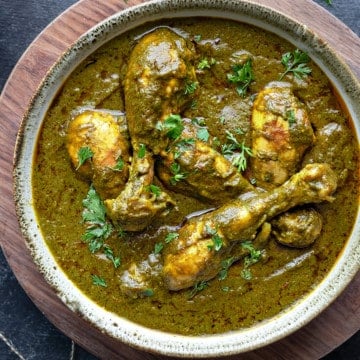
[33,18,359,335]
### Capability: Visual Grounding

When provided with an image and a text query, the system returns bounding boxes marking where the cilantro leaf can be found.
[157,114,184,140]
[184,80,198,95]
[76,146,94,170]
[165,232,179,243]
[188,280,209,299]
[222,131,253,172]
[240,241,262,280]
[112,157,125,171]
[146,184,162,197]
[91,274,107,287]
[227,59,254,97]
[82,185,107,225]
[197,127,210,142]
[279,49,312,80]
[154,242,164,254]
[169,162,187,185]
[138,143,146,158]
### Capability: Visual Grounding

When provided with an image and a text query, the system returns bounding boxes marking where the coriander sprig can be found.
[76,146,93,170]
[156,114,184,140]
[188,280,209,299]
[279,49,312,80]
[227,59,254,97]
[91,274,107,287]
[82,186,121,268]
[169,162,187,185]
[222,130,253,172]
[240,241,262,280]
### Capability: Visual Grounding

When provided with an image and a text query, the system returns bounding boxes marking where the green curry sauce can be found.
[32,18,359,335]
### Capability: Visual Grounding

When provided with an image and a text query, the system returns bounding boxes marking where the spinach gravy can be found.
[33,18,359,335]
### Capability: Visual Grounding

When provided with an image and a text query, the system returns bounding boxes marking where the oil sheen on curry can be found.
[33,18,359,335]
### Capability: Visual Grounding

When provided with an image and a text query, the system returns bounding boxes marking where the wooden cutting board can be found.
[0,0,359,359]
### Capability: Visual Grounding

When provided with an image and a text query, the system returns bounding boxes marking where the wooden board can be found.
[0,0,359,359]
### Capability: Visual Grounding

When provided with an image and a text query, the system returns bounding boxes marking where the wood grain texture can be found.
[0,0,358,359]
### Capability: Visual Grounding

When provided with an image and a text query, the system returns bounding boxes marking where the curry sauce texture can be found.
[32,19,359,335]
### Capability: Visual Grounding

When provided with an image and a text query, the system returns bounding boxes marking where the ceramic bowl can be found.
[13,0,360,357]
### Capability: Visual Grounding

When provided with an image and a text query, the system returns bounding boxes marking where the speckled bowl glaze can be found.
[13,0,360,357]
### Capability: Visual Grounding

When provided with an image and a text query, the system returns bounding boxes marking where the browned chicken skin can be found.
[251,82,314,189]
[66,110,130,199]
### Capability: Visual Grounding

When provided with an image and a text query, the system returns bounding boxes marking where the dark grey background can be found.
[0,0,359,359]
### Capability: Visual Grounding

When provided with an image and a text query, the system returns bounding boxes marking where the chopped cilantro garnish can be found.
[188,280,209,299]
[76,146,93,170]
[197,127,210,142]
[91,274,107,287]
[156,114,184,140]
[138,143,146,158]
[240,241,262,280]
[165,232,179,243]
[154,242,164,254]
[184,81,198,95]
[227,59,254,97]
[169,162,187,185]
[279,49,312,80]
[112,157,125,171]
[146,184,162,198]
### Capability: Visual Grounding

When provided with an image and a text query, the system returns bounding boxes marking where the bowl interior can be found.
[13,0,360,357]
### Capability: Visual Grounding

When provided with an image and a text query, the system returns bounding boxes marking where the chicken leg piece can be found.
[163,163,337,290]
[105,28,197,230]
[124,27,197,155]
[105,149,174,232]
[251,82,314,189]
[66,109,131,199]
[156,118,253,205]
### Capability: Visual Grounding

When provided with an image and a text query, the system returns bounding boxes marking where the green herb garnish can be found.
[81,186,121,269]
[103,245,121,268]
[184,80,198,95]
[188,280,209,299]
[227,59,254,97]
[112,157,125,171]
[218,257,235,280]
[169,162,187,185]
[146,184,162,198]
[206,225,224,251]
[165,232,179,243]
[76,146,94,170]
[197,57,216,70]
[240,241,262,280]
[82,185,109,227]
[286,109,296,125]
[279,49,312,80]
[91,274,107,287]
[222,131,253,172]
[196,127,210,142]
[156,114,184,140]
[138,143,146,158]
[154,242,164,254]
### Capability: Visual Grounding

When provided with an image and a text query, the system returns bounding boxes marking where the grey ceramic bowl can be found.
[14,0,360,357]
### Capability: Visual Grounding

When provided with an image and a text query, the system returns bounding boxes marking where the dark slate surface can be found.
[0,0,359,359]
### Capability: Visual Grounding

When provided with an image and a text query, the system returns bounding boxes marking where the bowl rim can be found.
[12,0,360,357]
